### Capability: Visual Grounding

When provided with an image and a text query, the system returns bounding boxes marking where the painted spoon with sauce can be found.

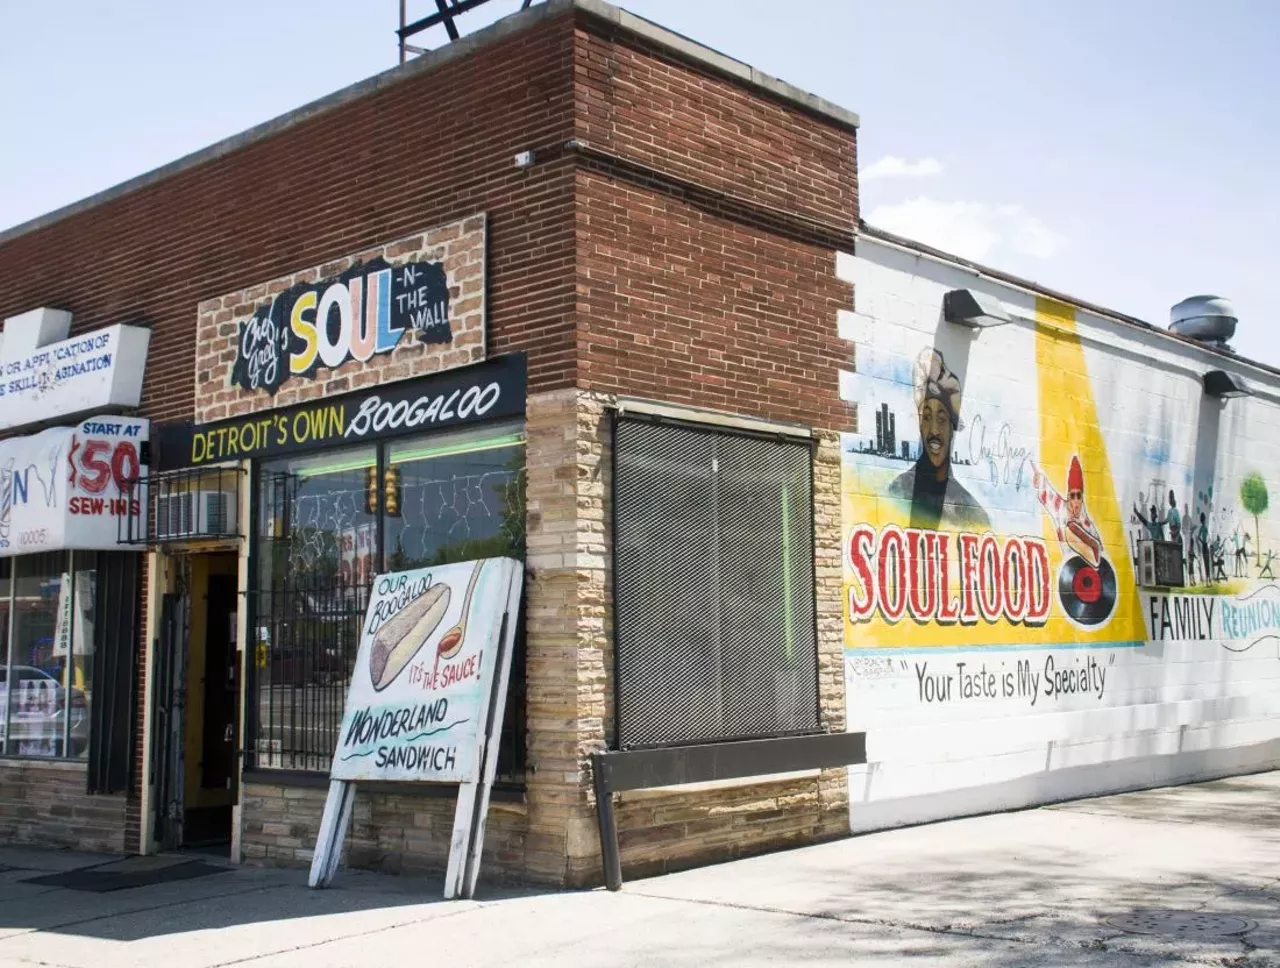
[432,561,485,684]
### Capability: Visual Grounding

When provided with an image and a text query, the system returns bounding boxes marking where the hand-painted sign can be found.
[195,215,486,425]
[330,557,521,783]
[0,416,148,556]
[0,321,150,433]
[156,352,525,470]
[841,297,1145,652]
[230,257,451,395]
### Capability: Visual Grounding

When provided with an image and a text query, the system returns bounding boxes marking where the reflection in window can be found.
[1,552,94,759]
[251,427,527,774]
[256,447,376,772]
[385,425,526,570]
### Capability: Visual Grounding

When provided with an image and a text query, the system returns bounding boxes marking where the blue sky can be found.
[3,1,1276,365]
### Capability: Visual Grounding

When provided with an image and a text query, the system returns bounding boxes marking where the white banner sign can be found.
[330,557,519,783]
[0,323,150,433]
[0,415,148,556]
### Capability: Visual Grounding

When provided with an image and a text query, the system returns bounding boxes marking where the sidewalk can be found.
[2,772,1279,966]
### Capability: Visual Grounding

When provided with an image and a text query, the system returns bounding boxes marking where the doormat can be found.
[22,860,229,893]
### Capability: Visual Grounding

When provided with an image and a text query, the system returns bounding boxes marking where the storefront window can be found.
[256,446,376,771]
[251,425,526,773]
[385,424,527,569]
[1,551,94,759]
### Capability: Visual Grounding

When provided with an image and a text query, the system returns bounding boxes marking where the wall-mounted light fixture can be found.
[943,288,1011,328]
[1203,369,1250,399]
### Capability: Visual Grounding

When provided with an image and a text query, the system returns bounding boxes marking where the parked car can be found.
[0,665,89,756]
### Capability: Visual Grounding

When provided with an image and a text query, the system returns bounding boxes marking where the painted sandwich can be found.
[368,582,452,691]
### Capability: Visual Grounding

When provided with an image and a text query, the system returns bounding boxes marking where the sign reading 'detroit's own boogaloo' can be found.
[330,558,518,783]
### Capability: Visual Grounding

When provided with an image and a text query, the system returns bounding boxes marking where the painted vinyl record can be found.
[1057,555,1117,626]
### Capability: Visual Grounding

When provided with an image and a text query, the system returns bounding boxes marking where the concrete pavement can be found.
[2,772,1280,966]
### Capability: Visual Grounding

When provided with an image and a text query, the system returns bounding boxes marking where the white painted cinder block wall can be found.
[838,236,1280,833]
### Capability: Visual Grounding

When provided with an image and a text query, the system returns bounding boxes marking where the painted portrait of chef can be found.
[886,347,990,531]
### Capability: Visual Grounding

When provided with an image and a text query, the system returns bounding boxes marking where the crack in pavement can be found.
[621,889,1257,965]
[200,902,485,968]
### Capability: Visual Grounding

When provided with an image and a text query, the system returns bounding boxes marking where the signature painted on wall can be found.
[968,413,1031,490]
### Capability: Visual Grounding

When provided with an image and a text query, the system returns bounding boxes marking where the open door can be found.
[150,551,241,853]
[151,573,189,851]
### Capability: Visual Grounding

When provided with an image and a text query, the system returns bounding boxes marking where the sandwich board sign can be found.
[308,556,523,899]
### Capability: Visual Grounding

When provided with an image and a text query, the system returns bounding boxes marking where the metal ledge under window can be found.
[120,466,245,546]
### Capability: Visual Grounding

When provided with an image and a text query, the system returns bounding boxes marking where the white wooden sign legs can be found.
[308,558,523,900]
[308,779,356,889]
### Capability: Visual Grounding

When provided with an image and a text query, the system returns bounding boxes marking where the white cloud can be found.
[861,156,944,181]
[865,197,1067,262]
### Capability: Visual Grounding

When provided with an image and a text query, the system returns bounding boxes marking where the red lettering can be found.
[850,527,1055,628]
[1026,541,1051,624]
[1003,539,1028,622]
[111,441,140,492]
[906,529,937,621]
[978,534,1003,622]
[78,440,111,493]
[936,533,960,624]
[877,525,907,622]
[958,534,981,624]
[846,524,877,621]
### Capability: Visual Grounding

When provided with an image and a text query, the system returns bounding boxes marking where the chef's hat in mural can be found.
[913,347,964,432]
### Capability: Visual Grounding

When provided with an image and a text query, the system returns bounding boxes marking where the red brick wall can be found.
[575,170,854,429]
[0,8,859,869]
[571,19,856,429]
[0,11,580,418]
[0,11,581,850]
[573,24,857,230]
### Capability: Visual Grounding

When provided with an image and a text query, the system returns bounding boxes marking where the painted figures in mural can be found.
[885,349,990,531]
[841,289,1280,678]
[1126,476,1275,589]
[1035,457,1103,567]
[1034,455,1118,627]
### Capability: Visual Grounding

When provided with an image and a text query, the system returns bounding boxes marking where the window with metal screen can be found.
[611,415,820,749]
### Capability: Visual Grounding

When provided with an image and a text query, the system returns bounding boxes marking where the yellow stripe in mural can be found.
[1033,297,1145,643]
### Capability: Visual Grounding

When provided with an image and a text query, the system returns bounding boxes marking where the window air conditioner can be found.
[155,490,234,540]
[1136,539,1184,587]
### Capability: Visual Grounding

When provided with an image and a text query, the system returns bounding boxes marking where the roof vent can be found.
[1170,295,1236,350]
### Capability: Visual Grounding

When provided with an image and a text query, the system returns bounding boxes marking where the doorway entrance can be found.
[152,551,241,852]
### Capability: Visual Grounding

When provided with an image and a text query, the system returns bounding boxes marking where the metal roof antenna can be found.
[399,0,539,63]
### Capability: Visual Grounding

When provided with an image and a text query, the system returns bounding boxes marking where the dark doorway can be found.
[182,553,240,849]
[201,572,238,792]
[151,552,241,853]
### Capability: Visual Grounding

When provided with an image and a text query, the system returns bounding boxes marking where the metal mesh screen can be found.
[612,416,819,749]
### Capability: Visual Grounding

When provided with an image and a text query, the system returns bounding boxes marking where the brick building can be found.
[7,0,1268,890]
[0,0,860,884]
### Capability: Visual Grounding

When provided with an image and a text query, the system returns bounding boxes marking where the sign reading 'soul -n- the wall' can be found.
[193,215,486,424]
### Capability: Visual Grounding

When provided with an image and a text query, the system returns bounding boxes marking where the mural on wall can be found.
[843,298,1142,642]
[840,245,1280,829]
[193,214,486,425]
[1137,467,1280,654]
[843,287,1280,711]
[841,296,1157,711]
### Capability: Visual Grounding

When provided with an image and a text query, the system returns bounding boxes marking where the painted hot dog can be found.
[368,582,452,691]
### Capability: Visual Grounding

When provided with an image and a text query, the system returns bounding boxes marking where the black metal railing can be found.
[250,575,368,773]
[120,466,244,545]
